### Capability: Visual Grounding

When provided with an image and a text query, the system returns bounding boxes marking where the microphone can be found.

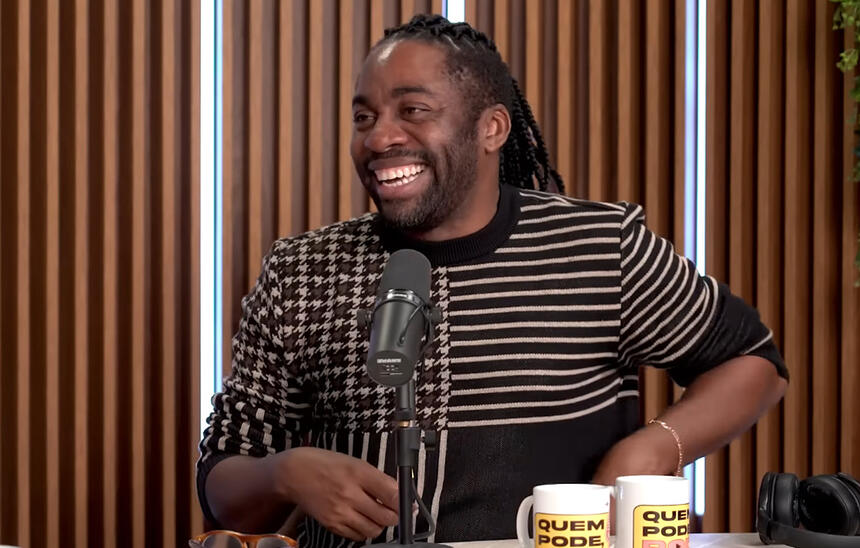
[364,249,449,548]
[366,249,434,387]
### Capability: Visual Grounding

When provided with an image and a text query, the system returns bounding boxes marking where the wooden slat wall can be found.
[0,1,203,547]
[704,0,860,533]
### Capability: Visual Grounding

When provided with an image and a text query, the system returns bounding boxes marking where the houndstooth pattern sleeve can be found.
[196,239,312,523]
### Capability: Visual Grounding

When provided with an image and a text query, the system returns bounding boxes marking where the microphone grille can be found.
[378,249,432,302]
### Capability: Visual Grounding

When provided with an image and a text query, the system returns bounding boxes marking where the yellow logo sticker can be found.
[534,512,609,548]
[632,504,690,548]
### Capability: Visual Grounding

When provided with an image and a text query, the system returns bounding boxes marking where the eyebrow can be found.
[352,85,435,107]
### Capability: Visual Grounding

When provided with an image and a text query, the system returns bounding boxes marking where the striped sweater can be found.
[197,183,787,546]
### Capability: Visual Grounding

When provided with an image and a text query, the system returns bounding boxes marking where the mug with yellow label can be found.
[612,475,691,548]
[517,484,611,548]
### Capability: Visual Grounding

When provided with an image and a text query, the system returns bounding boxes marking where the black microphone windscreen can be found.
[378,249,431,301]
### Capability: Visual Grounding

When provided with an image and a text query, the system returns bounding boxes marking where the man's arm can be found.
[592,354,787,484]
[205,448,400,539]
[198,240,399,541]
[605,203,788,482]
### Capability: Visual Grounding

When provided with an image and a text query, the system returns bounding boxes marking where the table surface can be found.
[449,533,790,548]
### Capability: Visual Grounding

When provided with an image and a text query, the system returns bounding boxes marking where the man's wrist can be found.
[267,450,297,505]
[592,426,679,484]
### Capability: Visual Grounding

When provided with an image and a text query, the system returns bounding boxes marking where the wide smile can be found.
[373,163,426,187]
[368,162,430,201]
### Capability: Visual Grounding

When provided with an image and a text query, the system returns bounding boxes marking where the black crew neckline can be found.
[379,183,520,266]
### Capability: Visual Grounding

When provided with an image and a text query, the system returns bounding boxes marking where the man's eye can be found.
[403,106,427,116]
[353,113,374,125]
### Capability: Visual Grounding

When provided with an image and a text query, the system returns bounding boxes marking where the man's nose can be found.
[364,116,408,152]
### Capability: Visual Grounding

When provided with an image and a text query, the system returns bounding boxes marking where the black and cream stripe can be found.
[198,184,786,547]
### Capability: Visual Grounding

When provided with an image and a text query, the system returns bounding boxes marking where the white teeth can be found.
[381,172,420,187]
[374,163,425,182]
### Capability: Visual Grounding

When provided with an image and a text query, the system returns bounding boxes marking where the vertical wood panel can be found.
[755,0,785,491]
[321,1,338,228]
[811,0,840,476]
[727,0,756,530]
[525,0,542,125]
[556,0,574,193]
[617,0,642,204]
[672,0,687,267]
[130,2,150,547]
[573,0,589,199]
[15,0,31,544]
[102,0,119,542]
[704,0,729,532]
[248,0,264,279]
[278,2,295,235]
[222,0,240,374]
[465,0,478,30]
[783,0,812,478]
[493,0,510,63]
[291,2,311,235]
[338,0,356,222]
[371,0,385,50]
[73,0,90,545]
[160,1,178,544]
[45,0,62,544]
[189,0,204,536]
[308,0,324,230]
[588,0,611,201]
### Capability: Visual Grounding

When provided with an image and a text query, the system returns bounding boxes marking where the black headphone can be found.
[757,471,860,548]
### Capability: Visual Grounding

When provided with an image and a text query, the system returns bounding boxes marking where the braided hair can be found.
[377,14,564,194]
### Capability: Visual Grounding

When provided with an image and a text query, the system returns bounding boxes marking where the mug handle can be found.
[516,495,534,548]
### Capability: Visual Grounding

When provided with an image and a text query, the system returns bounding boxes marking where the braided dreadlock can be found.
[377,14,564,194]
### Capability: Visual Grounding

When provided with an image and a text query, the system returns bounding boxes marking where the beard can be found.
[372,125,479,234]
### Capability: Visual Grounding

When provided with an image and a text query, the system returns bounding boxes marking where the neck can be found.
[406,180,500,242]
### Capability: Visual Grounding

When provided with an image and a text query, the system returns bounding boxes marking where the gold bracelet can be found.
[648,418,684,476]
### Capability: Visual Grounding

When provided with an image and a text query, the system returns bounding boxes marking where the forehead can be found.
[355,40,453,96]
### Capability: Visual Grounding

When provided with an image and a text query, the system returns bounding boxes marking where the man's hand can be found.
[590,356,787,532]
[276,447,400,541]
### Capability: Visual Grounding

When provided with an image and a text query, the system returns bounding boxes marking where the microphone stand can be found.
[368,379,449,548]
[395,381,420,545]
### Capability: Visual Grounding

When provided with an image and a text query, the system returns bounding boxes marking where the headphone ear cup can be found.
[771,473,800,528]
[835,473,860,509]
[758,472,779,544]
[798,474,860,536]
[835,473,860,535]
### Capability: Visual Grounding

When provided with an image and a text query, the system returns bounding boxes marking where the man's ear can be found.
[479,104,511,153]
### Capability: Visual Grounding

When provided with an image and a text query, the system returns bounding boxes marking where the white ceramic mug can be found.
[517,484,611,548]
[612,475,691,548]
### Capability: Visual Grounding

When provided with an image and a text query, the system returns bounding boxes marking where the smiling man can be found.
[196,15,788,548]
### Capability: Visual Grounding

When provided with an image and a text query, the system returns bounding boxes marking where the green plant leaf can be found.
[839,49,859,72]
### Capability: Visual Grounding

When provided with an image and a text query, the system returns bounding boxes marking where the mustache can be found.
[366,149,433,166]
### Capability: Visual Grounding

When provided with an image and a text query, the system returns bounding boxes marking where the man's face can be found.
[350,40,479,235]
